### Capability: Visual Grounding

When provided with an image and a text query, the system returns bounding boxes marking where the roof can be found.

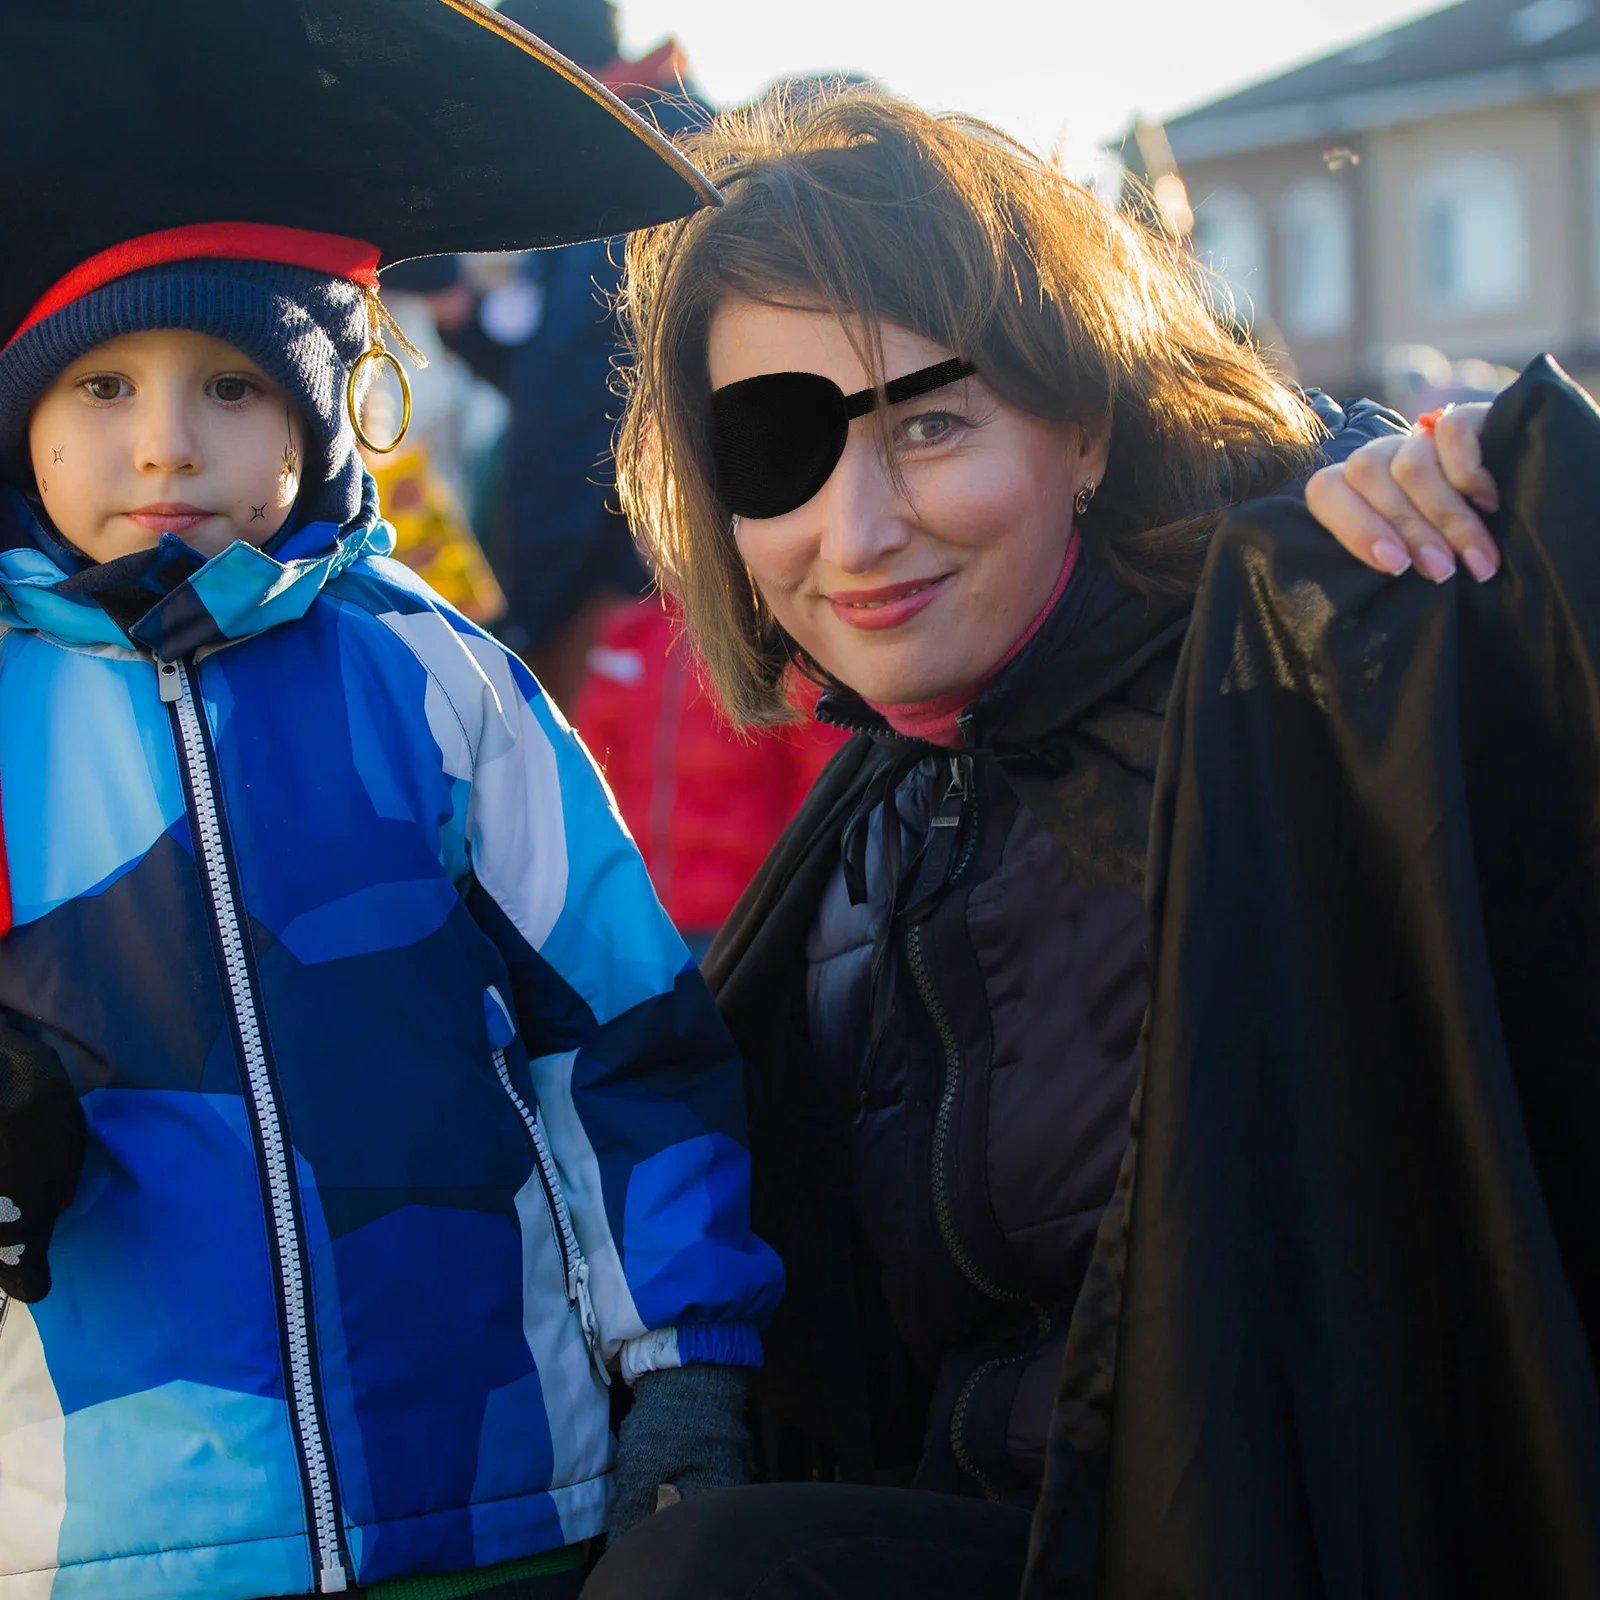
[1162,0,1600,160]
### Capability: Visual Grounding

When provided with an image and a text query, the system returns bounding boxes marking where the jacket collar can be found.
[0,476,393,659]
[816,551,1193,761]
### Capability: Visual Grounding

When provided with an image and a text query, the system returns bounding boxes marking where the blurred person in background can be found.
[428,4,829,952]
[576,596,844,958]
[487,0,706,710]
[379,255,514,504]
[361,255,511,625]
[357,429,510,628]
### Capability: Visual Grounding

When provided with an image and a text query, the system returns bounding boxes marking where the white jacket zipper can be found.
[491,1049,606,1384]
[161,658,348,1593]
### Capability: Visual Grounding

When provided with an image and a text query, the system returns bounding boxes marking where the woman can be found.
[586,88,1513,1597]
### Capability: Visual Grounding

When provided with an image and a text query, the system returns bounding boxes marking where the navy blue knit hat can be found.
[0,257,373,529]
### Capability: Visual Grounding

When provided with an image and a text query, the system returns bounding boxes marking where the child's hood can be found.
[0,477,393,659]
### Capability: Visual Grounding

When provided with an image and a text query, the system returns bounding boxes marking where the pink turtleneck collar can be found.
[865,529,1082,748]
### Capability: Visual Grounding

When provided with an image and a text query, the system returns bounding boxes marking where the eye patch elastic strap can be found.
[710,357,977,520]
[842,356,977,419]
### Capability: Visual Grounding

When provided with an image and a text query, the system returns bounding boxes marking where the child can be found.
[0,5,781,1598]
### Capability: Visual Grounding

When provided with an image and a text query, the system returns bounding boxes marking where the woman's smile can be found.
[824,573,951,630]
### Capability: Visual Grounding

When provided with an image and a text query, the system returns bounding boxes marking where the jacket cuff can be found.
[618,1323,764,1385]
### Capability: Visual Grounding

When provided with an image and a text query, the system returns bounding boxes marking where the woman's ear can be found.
[1072,415,1113,487]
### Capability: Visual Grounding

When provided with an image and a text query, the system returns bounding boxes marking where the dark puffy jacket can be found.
[707,396,1408,1503]
[804,560,1157,1502]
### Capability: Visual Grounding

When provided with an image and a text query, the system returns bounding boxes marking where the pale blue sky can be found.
[618,0,1456,176]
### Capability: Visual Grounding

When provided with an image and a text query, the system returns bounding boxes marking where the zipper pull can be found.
[156,659,183,704]
[904,752,974,921]
[319,1562,348,1593]
[573,1257,610,1387]
[929,753,971,829]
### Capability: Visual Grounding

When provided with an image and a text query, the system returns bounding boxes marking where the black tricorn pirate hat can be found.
[0,0,719,346]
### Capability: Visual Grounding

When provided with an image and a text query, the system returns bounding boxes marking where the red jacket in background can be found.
[574,598,846,935]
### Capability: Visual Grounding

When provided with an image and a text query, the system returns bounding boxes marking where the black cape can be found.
[1025,356,1600,1598]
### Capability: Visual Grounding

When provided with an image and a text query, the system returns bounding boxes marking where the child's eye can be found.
[899,411,962,447]
[208,375,258,405]
[79,374,131,403]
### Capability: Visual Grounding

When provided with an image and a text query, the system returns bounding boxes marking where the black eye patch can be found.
[708,356,977,520]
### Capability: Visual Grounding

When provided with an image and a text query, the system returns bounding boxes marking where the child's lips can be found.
[124,505,214,533]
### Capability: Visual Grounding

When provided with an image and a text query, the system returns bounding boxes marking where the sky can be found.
[617,0,1458,178]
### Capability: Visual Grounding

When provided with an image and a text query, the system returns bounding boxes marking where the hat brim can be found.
[2,0,718,344]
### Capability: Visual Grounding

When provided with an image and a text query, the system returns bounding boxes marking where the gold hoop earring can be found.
[347,287,428,454]
[1074,481,1096,517]
[347,347,413,454]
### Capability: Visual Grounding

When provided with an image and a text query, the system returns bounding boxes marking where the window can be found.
[1280,180,1354,338]
[1508,0,1590,45]
[1414,155,1529,315]
[1192,188,1270,323]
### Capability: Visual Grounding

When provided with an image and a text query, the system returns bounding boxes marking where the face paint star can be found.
[51,447,63,464]
[250,505,267,520]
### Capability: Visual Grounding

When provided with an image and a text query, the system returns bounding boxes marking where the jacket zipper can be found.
[160,658,349,1594]
[949,1355,1010,1502]
[903,758,1026,1309]
[491,1049,607,1385]
[814,697,925,745]
[947,1306,1053,1502]
[904,758,1053,1494]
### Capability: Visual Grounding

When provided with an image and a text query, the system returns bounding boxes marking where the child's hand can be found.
[607,1364,751,1546]
[1306,402,1500,584]
[0,1027,87,1302]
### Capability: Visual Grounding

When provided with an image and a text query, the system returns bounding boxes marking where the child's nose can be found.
[137,397,201,476]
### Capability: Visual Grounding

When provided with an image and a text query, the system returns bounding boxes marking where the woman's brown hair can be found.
[615,84,1324,726]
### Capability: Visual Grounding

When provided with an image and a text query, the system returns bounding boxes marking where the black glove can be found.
[0,1027,86,1302]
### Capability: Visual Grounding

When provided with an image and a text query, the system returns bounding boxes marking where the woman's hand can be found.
[1305,402,1500,583]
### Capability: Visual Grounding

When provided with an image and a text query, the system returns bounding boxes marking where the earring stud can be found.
[1074,481,1096,517]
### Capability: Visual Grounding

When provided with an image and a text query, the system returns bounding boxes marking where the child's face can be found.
[28,329,309,562]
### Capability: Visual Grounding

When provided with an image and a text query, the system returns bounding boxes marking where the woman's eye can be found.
[80,375,130,402]
[209,375,256,405]
[899,411,960,446]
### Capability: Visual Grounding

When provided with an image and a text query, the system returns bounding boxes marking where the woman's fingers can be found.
[1316,436,1460,580]
[1307,403,1504,583]
[1432,402,1497,511]
[1386,430,1499,581]
[1304,455,1417,577]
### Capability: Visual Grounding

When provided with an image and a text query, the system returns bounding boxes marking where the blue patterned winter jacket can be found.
[0,481,783,1599]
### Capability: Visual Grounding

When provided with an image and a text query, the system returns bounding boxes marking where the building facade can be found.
[1153,0,1600,397]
